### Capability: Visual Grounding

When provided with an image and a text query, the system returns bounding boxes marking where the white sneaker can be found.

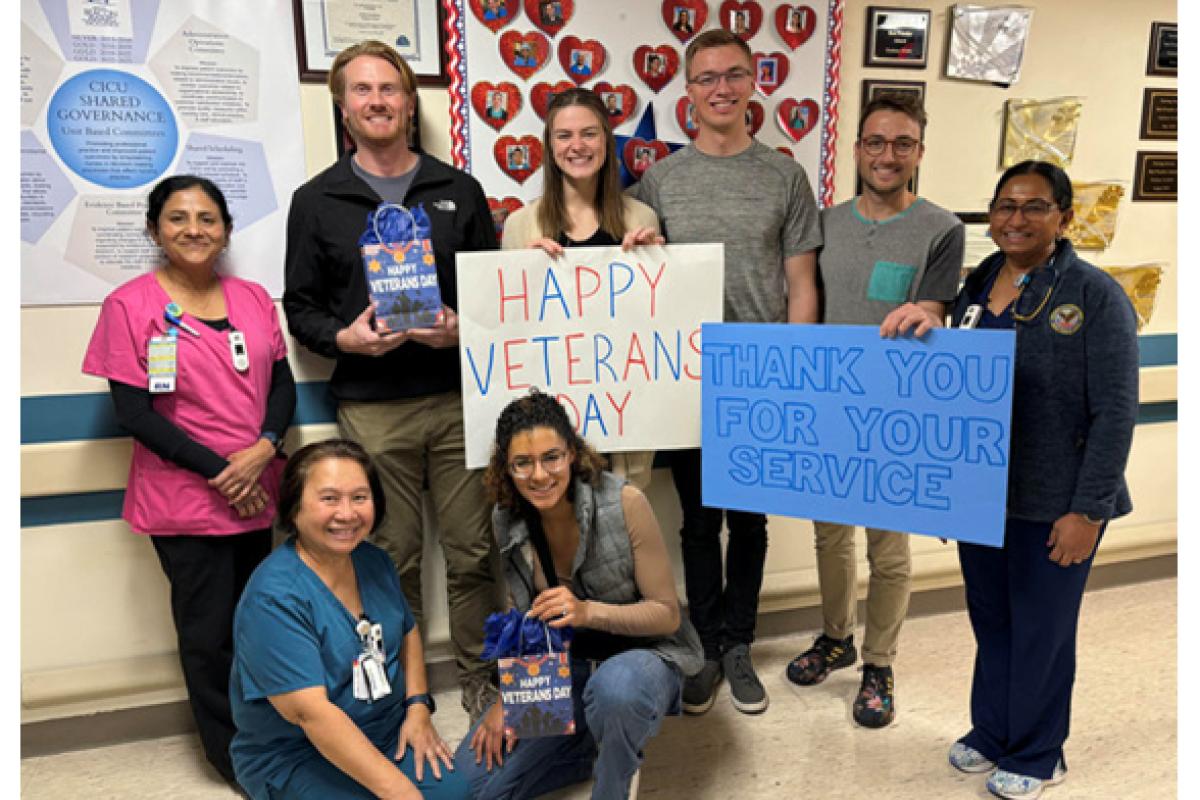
[986,761,1066,799]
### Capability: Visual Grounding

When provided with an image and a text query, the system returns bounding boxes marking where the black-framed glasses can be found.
[508,449,569,479]
[1012,266,1057,322]
[858,136,921,156]
[687,68,753,88]
[989,200,1057,221]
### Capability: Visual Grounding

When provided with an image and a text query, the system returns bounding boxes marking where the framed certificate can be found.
[293,0,448,85]
[861,78,926,110]
[1146,21,1177,77]
[1140,88,1177,141]
[864,6,930,68]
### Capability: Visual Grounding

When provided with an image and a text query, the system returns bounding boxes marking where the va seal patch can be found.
[1049,304,1083,335]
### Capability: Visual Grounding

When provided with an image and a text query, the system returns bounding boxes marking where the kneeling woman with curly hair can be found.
[454,390,703,799]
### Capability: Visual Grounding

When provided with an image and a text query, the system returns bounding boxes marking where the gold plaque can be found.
[1100,264,1164,331]
[1066,182,1124,250]
[1003,97,1082,168]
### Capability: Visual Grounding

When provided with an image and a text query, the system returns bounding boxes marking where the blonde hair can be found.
[328,40,417,103]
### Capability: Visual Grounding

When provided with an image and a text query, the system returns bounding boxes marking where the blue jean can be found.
[275,744,471,799]
[455,649,683,799]
[956,518,1104,780]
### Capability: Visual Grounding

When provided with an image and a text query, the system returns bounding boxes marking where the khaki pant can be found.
[811,521,912,667]
[338,392,504,708]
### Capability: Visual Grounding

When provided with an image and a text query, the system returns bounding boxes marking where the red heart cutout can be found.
[471,82,522,131]
[488,196,525,243]
[744,100,765,136]
[499,30,551,81]
[776,97,819,142]
[776,145,795,159]
[753,51,790,96]
[558,36,606,85]
[675,97,699,139]
[775,4,817,50]
[632,45,679,93]
[470,0,521,33]
[719,0,763,41]
[595,82,637,126]
[495,135,543,183]
[523,0,573,37]
[661,0,708,44]
[623,138,671,180]
[529,80,576,120]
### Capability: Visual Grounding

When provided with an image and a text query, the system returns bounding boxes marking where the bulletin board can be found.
[442,0,845,234]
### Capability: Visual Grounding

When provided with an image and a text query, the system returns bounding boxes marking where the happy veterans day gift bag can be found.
[483,610,575,739]
[359,203,443,331]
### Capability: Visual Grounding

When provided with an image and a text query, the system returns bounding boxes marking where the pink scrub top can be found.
[83,271,288,536]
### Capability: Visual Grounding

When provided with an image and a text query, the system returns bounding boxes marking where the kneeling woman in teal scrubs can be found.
[230,440,469,799]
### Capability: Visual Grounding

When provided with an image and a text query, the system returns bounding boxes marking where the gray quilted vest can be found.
[493,471,704,676]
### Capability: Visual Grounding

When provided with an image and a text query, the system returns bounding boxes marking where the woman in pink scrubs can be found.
[82,175,296,789]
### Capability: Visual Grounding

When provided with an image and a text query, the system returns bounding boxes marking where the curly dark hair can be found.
[276,439,386,537]
[483,389,607,512]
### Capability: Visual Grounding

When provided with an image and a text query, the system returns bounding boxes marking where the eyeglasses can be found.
[508,449,569,479]
[858,136,921,157]
[687,68,753,88]
[1012,266,1057,322]
[989,200,1058,221]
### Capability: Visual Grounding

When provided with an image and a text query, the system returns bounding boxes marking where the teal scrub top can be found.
[230,539,415,798]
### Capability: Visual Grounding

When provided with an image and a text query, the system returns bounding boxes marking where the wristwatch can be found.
[403,693,436,714]
[260,431,282,451]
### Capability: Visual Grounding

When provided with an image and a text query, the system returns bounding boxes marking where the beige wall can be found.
[21,0,1176,722]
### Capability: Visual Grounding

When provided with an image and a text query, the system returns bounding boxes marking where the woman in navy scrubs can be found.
[945,160,1138,799]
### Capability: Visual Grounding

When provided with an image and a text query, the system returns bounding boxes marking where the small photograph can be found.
[568,50,593,77]
[507,145,529,170]
[539,0,564,26]
[685,103,696,131]
[482,0,508,21]
[486,91,508,121]
[786,6,809,32]
[788,104,811,131]
[744,108,755,131]
[731,10,750,35]
[757,58,778,86]
[603,92,624,117]
[513,41,538,67]
[672,7,695,35]
[645,52,666,77]
[633,147,655,172]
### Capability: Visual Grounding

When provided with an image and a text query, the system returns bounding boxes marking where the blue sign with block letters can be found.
[701,324,1016,547]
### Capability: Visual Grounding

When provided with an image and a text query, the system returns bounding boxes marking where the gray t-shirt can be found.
[818,197,964,325]
[630,140,821,323]
[351,156,421,204]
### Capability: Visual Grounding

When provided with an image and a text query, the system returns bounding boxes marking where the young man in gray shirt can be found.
[631,28,822,716]
[785,94,964,728]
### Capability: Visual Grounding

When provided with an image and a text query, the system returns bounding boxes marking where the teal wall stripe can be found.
[21,381,339,445]
[21,402,1178,529]
[22,490,126,528]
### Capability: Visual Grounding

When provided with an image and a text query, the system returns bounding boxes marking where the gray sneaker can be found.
[681,659,723,714]
[722,644,768,714]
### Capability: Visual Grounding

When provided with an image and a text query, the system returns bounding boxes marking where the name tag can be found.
[148,335,177,393]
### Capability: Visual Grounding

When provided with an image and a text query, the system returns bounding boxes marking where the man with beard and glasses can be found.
[785,93,964,729]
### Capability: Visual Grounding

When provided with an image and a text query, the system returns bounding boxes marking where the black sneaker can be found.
[852,664,896,728]
[722,644,768,714]
[682,658,722,714]
[786,633,857,686]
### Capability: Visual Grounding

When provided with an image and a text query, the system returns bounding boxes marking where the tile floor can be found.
[21,577,1176,799]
